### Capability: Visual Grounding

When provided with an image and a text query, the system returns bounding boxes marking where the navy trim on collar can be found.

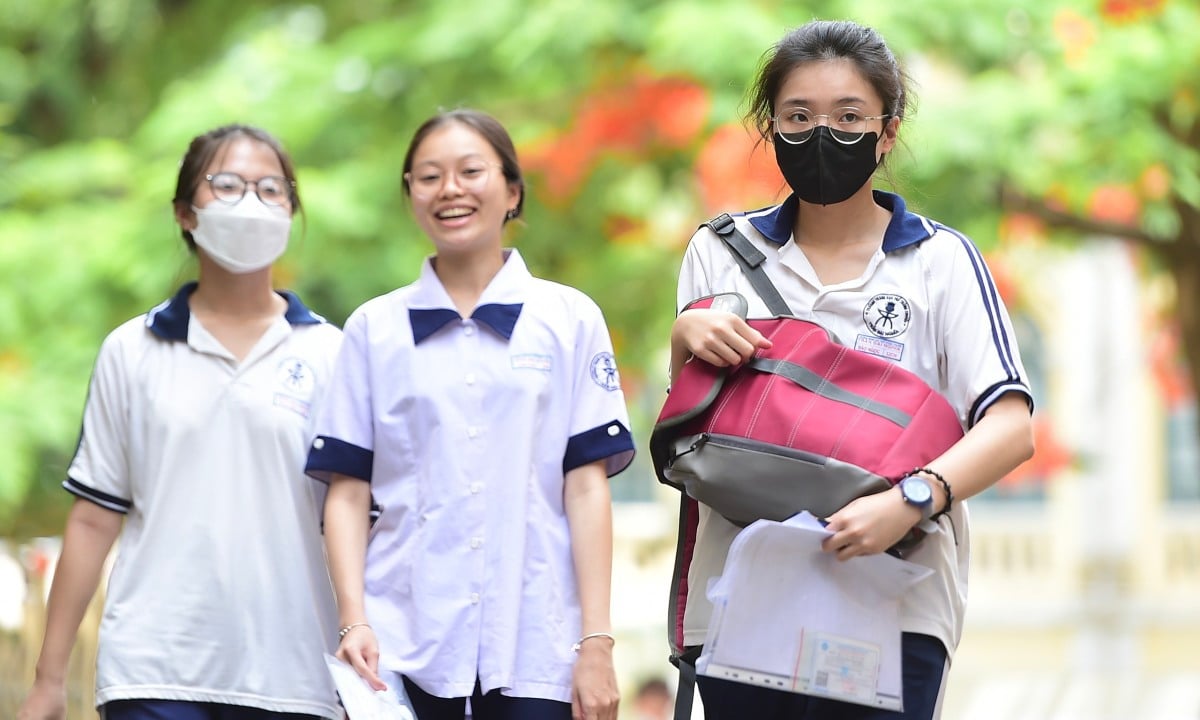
[745,191,935,253]
[409,308,462,344]
[747,195,798,246]
[409,303,524,345]
[146,281,325,341]
[145,283,195,341]
[472,303,522,340]
[281,290,325,326]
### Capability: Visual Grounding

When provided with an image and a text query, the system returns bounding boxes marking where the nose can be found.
[440,170,465,195]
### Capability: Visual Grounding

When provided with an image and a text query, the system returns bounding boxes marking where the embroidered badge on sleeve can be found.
[589,352,621,391]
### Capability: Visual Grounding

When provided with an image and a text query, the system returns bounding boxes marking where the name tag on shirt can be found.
[512,353,553,372]
[854,335,904,362]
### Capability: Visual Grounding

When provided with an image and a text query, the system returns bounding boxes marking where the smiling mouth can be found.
[436,207,474,219]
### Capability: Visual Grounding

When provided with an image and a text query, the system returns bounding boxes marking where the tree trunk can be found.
[1001,187,1200,490]
[1165,199,1200,416]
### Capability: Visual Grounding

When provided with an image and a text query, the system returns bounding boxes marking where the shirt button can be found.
[464,325,475,336]
[607,424,620,437]
[313,438,325,449]
[470,537,482,549]
[465,373,476,385]
[470,593,481,604]
[470,483,482,494]
[467,427,479,439]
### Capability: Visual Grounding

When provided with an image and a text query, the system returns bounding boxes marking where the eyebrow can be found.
[778,96,872,108]
[413,153,488,169]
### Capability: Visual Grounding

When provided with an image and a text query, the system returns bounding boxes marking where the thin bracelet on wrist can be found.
[572,631,616,653]
[338,622,371,640]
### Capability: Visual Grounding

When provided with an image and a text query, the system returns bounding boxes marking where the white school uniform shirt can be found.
[306,249,635,703]
[64,282,342,718]
[677,191,1032,657]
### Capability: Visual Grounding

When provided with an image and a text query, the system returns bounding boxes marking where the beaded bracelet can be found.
[338,622,371,640]
[572,632,616,653]
[911,467,953,522]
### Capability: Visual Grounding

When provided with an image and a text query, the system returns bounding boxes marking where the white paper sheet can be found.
[324,654,418,720]
[696,512,933,712]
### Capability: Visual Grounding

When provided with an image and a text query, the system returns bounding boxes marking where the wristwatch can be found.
[897,476,934,521]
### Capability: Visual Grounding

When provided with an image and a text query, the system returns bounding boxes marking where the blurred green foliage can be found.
[1,0,1196,535]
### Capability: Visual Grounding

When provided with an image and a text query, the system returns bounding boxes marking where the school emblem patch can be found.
[276,357,316,397]
[862,294,911,338]
[589,352,621,391]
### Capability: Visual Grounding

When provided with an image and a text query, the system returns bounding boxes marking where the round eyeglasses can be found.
[404,162,501,201]
[773,106,892,145]
[206,172,295,207]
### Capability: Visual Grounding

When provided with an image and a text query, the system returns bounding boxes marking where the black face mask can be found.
[774,126,881,206]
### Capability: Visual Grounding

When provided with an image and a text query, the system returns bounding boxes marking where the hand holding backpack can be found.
[652,214,965,720]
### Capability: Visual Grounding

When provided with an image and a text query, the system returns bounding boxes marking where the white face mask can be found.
[191,195,292,274]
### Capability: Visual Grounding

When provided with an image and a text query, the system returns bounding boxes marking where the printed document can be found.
[697,512,933,712]
[325,654,417,720]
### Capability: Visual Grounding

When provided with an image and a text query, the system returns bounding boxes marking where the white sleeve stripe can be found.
[945,226,1023,382]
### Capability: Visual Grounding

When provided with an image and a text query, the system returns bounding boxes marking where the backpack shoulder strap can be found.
[667,494,702,720]
[703,213,792,317]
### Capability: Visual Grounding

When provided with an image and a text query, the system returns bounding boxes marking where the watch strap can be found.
[911,467,953,522]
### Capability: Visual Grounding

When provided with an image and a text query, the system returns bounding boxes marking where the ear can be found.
[174,202,196,232]
[506,180,521,213]
[878,116,900,155]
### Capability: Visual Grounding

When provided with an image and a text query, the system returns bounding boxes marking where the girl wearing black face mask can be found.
[665,20,1035,720]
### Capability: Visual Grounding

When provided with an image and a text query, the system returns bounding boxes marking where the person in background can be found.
[18,124,342,720]
[668,19,1035,720]
[306,108,635,720]
[632,677,672,720]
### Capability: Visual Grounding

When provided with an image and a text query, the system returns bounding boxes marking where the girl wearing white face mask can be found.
[18,125,343,720]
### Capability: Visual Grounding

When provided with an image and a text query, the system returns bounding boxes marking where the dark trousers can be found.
[695,633,948,720]
[101,700,321,720]
[403,676,572,720]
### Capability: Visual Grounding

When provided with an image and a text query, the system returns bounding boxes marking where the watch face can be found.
[903,477,932,503]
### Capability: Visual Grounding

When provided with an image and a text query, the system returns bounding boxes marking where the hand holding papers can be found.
[697,512,933,712]
[325,654,418,720]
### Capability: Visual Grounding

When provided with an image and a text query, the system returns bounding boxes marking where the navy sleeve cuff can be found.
[563,420,636,477]
[305,436,374,484]
[63,476,131,514]
[969,382,1034,428]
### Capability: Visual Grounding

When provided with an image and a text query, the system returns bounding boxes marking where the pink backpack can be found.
[652,215,964,719]
[650,294,964,528]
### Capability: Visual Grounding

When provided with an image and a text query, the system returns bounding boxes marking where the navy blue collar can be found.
[746,191,936,253]
[145,281,326,341]
[409,303,523,345]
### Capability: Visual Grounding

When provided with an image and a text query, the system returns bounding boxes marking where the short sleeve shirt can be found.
[306,249,635,702]
[65,283,343,718]
[676,192,1032,655]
